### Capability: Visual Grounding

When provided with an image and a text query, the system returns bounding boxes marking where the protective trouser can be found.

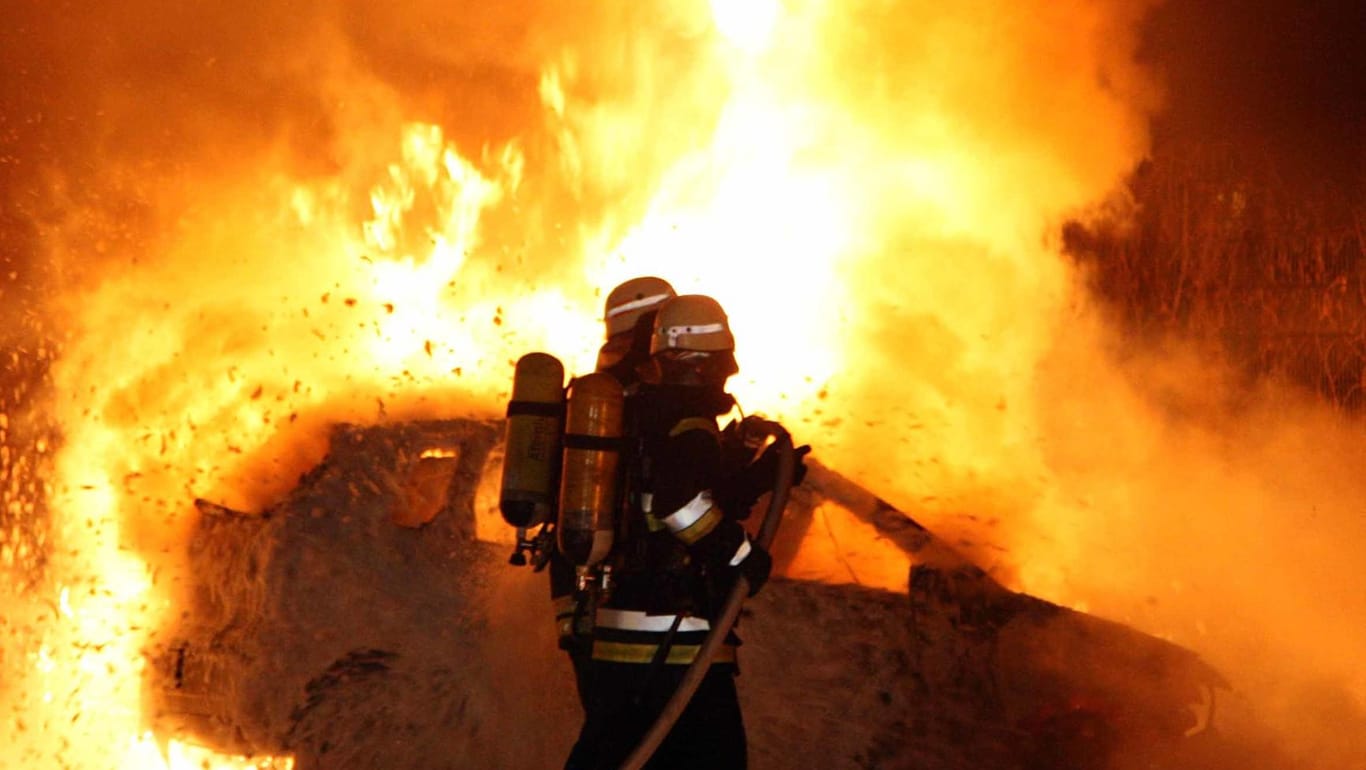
[564,660,746,770]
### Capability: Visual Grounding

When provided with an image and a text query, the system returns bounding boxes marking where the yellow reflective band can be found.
[592,640,737,666]
[662,491,712,532]
[674,507,721,545]
[596,609,711,633]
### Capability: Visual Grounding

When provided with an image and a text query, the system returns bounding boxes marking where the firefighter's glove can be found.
[735,539,772,598]
[748,442,811,492]
[715,443,810,519]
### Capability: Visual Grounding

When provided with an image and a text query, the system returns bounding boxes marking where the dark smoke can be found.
[1141,0,1366,190]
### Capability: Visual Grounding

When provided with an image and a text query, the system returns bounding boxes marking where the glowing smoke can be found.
[1,0,1363,767]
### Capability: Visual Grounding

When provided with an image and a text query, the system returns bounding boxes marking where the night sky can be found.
[1142,0,1366,184]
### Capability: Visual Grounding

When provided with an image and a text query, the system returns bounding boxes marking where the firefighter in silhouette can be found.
[596,276,678,385]
[551,277,679,705]
[563,294,798,770]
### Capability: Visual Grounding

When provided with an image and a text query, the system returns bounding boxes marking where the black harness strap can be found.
[506,399,564,418]
[563,433,628,452]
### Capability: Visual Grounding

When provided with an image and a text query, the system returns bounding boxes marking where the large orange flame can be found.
[2,0,1363,767]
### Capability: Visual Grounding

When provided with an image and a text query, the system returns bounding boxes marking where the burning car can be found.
[147,417,1229,769]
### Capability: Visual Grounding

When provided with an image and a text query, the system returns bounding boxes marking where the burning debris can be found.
[147,419,1237,769]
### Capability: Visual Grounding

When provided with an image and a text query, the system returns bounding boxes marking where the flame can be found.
[3,0,1364,766]
[2,0,1156,764]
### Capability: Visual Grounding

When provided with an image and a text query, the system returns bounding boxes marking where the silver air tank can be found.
[499,352,566,529]
[557,371,623,567]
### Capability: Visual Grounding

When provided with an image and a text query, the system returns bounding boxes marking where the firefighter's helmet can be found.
[603,276,676,338]
[650,295,735,354]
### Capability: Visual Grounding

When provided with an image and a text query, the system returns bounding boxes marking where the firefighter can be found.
[595,276,677,385]
[563,294,796,770]
[551,277,679,706]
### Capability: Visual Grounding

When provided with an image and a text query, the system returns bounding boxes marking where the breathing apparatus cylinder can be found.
[499,352,566,529]
[557,371,624,567]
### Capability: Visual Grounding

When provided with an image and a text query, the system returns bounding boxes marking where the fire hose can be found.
[617,419,796,770]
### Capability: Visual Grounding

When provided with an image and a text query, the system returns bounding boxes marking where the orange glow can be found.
[1,0,1363,766]
[781,501,909,591]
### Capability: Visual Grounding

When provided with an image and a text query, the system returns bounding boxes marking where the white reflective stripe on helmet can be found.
[596,609,711,633]
[661,490,713,533]
[606,292,673,319]
[662,322,726,347]
[728,536,752,566]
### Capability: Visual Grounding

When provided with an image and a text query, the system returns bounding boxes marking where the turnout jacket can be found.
[556,383,758,668]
